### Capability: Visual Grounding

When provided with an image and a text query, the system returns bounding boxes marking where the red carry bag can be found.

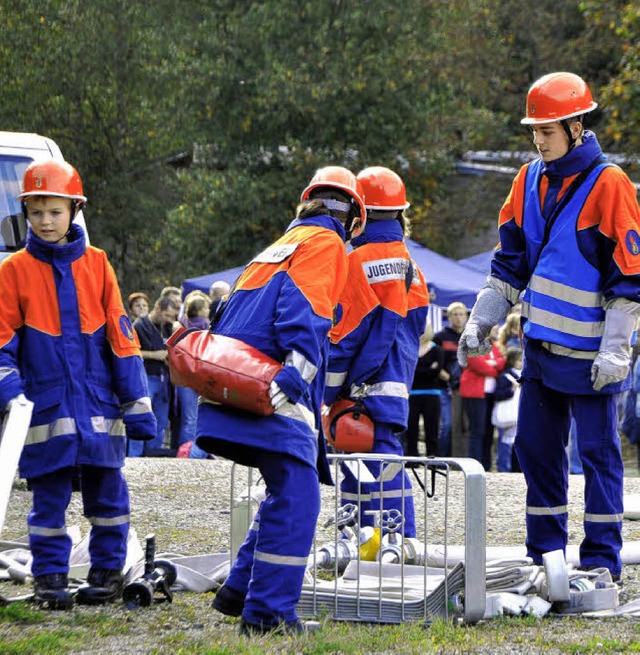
[167,327,282,416]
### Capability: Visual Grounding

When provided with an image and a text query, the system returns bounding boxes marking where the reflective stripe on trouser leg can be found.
[514,379,571,564]
[28,468,75,577]
[242,453,320,627]
[340,424,416,538]
[81,466,130,570]
[224,506,260,596]
[572,394,623,575]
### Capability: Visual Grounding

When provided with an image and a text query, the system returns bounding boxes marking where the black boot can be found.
[33,573,74,610]
[212,584,246,616]
[76,568,124,605]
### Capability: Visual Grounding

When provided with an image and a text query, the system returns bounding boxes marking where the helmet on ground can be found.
[521,72,597,125]
[300,166,367,239]
[19,159,87,204]
[357,166,409,211]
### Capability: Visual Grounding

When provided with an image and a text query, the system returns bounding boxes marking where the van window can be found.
[0,154,31,253]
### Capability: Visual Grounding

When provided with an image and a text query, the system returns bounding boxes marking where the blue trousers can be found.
[515,379,623,575]
[224,452,319,627]
[438,389,452,456]
[340,423,416,537]
[28,466,130,577]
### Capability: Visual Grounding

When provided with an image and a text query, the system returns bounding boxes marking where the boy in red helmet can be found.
[0,159,156,609]
[458,72,640,580]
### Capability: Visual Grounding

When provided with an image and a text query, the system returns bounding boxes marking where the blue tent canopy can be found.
[457,249,494,276]
[182,239,488,309]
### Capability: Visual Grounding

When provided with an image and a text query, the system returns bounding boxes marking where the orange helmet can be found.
[300,166,367,239]
[19,159,87,204]
[323,398,374,453]
[357,166,409,211]
[521,72,597,125]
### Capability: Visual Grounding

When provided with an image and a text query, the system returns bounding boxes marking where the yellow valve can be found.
[359,526,381,561]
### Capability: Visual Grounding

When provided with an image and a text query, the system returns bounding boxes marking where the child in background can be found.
[493,346,523,472]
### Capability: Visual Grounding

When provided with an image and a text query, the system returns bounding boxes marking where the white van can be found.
[0,131,88,264]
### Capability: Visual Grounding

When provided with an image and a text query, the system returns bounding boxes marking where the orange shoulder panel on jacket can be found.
[237,226,347,319]
[7,251,62,336]
[579,167,640,276]
[499,164,530,228]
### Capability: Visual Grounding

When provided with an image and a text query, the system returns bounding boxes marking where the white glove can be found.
[458,286,511,368]
[591,351,630,391]
[268,381,289,410]
[591,302,637,391]
[5,393,28,413]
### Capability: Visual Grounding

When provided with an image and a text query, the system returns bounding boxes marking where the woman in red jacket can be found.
[459,335,505,468]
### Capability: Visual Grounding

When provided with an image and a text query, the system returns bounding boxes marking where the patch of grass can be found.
[0,601,44,624]
[0,629,81,655]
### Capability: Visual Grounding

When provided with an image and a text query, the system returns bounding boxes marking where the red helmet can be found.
[300,166,367,238]
[357,166,409,211]
[19,159,87,204]
[521,72,597,125]
[323,398,374,453]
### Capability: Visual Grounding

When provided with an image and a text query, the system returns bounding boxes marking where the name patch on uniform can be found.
[362,258,410,285]
[626,230,640,256]
[251,243,299,264]
[120,315,135,341]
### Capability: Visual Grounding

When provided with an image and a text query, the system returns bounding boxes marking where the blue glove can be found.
[122,398,157,441]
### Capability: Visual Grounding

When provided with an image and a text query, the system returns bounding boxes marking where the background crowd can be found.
[125,280,230,459]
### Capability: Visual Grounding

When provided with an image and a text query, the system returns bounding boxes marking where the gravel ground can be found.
[2,456,640,653]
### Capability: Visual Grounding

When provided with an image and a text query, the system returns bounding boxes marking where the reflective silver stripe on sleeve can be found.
[28,525,68,537]
[0,367,19,382]
[584,512,624,523]
[250,520,259,532]
[326,371,347,387]
[485,276,522,306]
[275,401,315,429]
[122,397,153,415]
[91,416,126,436]
[350,381,409,400]
[529,274,604,308]
[254,549,309,567]
[87,514,130,527]
[526,504,568,516]
[524,306,604,338]
[285,351,318,384]
[26,418,77,446]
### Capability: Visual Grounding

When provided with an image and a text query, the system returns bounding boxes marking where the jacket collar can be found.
[26,222,87,264]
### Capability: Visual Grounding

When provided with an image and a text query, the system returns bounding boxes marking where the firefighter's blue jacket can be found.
[0,223,156,478]
[196,215,349,483]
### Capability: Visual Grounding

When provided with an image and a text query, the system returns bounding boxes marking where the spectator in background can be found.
[174,291,211,456]
[160,286,182,304]
[459,331,505,468]
[403,322,443,458]
[497,312,521,351]
[433,302,468,456]
[127,292,149,321]
[209,279,231,321]
[493,346,523,472]
[131,296,180,456]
